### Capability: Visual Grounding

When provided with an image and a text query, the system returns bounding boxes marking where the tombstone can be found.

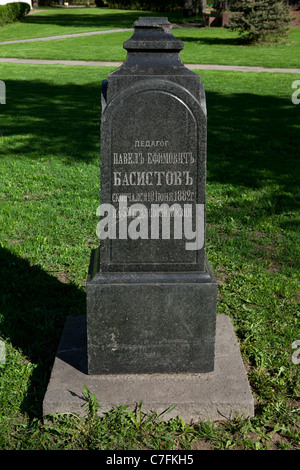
[86,17,217,375]
[43,18,254,422]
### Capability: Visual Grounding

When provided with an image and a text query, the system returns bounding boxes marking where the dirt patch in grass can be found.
[23,193,41,202]
[216,267,228,285]
[9,238,25,245]
[268,432,291,450]
[56,271,70,284]
[216,267,228,301]
[191,439,213,450]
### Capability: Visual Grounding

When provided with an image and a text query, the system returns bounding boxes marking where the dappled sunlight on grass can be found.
[0,58,299,449]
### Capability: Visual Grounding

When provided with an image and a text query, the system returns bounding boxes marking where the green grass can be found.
[0,8,299,68]
[0,62,299,449]
[0,7,138,41]
[176,26,300,68]
[0,30,132,62]
[0,6,200,42]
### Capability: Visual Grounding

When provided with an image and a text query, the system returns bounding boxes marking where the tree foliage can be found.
[0,2,30,26]
[106,0,185,11]
[104,0,204,13]
[228,0,293,43]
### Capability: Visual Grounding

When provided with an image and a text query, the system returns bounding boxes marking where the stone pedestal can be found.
[43,314,254,422]
[87,249,217,375]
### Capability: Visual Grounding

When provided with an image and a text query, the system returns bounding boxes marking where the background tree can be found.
[183,0,206,16]
[228,0,293,43]
[213,0,228,10]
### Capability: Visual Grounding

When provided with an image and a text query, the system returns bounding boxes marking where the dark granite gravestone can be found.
[86,17,218,375]
[43,18,254,421]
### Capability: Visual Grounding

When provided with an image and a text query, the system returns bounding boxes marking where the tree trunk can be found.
[183,0,205,16]
[183,0,196,17]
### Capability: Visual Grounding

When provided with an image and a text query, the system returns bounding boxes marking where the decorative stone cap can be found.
[123,16,184,52]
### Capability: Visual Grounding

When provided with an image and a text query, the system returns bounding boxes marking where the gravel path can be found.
[0,28,299,73]
[0,57,299,73]
[0,29,133,45]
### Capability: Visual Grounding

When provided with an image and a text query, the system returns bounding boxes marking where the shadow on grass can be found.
[206,92,299,189]
[205,90,299,205]
[0,246,86,417]
[0,77,103,163]
[1,75,299,195]
[0,74,299,419]
[24,12,136,30]
[179,35,240,46]
[23,8,182,30]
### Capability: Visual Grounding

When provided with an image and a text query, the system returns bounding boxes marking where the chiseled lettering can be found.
[174,171,182,185]
[147,152,194,165]
[113,171,121,186]
[165,171,173,185]
[136,172,145,185]
[184,171,193,185]
[113,171,193,186]
[135,140,169,148]
[113,152,143,164]
[145,172,153,185]
[154,171,164,185]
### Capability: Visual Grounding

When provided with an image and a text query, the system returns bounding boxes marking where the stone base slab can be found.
[43,314,254,422]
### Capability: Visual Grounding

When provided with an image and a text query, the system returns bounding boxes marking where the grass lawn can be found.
[0,6,200,42]
[176,26,300,68]
[0,7,138,41]
[0,8,299,68]
[0,62,299,449]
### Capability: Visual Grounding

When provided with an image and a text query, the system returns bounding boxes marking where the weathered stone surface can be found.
[99,17,207,272]
[43,314,255,422]
[87,253,217,374]
[87,17,217,375]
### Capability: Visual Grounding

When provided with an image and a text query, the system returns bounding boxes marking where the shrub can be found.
[228,0,293,44]
[105,0,186,12]
[104,0,204,14]
[0,2,30,26]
